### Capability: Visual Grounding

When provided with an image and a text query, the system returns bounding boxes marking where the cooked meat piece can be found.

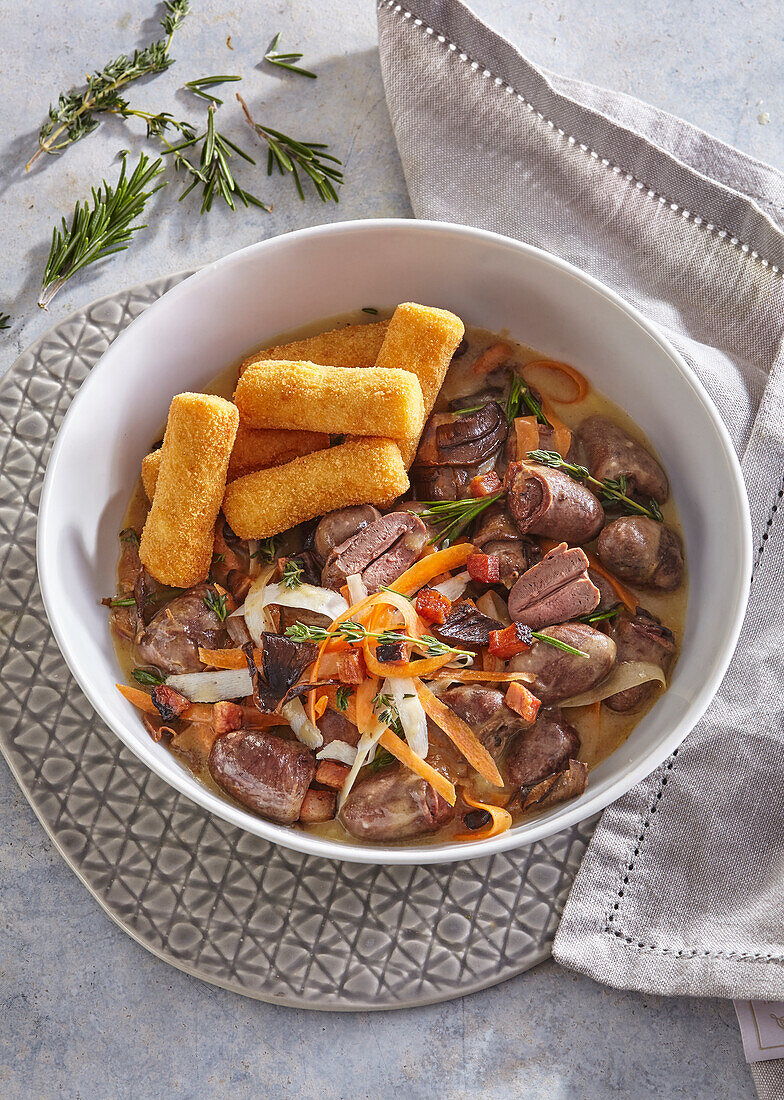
[588,568,619,612]
[322,512,427,593]
[437,599,502,649]
[398,500,441,542]
[473,501,525,545]
[208,728,316,824]
[133,566,173,629]
[276,606,333,635]
[318,708,361,748]
[136,584,231,674]
[577,415,669,504]
[150,683,190,722]
[504,462,604,544]
[521,759,588,810]
[439,685,535,758]
[597,516,684,590]
[503,708,581,788]
[299,788,337,823]
[211,518,252,600]
[481,538,542,590]
[339,766,455,841]
[313,505,381,563]
[412,464,476,501]
[415,402,507,467]
[508,543,600,628]
[507,623,617,703]
[605,607,676,712]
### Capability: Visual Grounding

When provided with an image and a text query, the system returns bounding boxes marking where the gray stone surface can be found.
[1,0,779,1095]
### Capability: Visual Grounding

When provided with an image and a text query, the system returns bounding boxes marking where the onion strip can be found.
[560,661,666,707]
[522,359,589,403]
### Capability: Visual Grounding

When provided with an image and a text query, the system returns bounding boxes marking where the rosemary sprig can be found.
[252,536,278,563]
[132,668,166,686]
[237,93,343,203]
[526,450,664,522]
[577,607,620,625]
[366,747,396,773]
[39,152,165,309]
[284,620,473,661]
[361,306,379,315]
[282,559,304,589]
[532,633,590,657]
[163,102,270,214]
[108,596,137,607]
[0,313,10,331]
[335,686,354,711]
[185,75,242,105]
[203,589,229,621]
[409,492,503,546]
[264,33,317,79]
[506,372,549,426]
[26,0,190,169]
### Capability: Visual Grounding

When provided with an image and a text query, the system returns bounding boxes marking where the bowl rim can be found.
[36,217,752,865]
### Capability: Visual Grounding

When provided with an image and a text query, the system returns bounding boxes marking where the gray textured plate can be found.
[0,274,597,1009]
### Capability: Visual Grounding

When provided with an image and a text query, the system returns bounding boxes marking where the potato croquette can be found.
[141,425,329,498]
[374,303,465,466]
[139,393,238,587]
[222,439,409,539]
[240,320,388,376]
[234,361,424,440]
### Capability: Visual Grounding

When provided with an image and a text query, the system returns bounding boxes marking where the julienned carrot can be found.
[430,669,535,684]
[388,543,475,597]
[362,595,456,679]
[314,695,328,720]
[199,647,263,669]
[117,683,158,714]
[322,686,358,724]
[454,790,512,841]
[116,684,254,726]
[378,728,456,806]
[522,359,589,403]
[415,681,503,787]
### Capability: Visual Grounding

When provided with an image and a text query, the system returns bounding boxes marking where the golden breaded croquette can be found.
[139,393,239,587]
[373,303,465,466]
[222,439,409,539]
[240,320,389,376]
[234,361,424,440]
[140,425,330,498]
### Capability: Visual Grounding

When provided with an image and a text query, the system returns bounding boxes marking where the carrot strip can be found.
[314,695,328,720]
[538,399,572,456]
[321,686,358,724]
[378,729,456,806]
[415,681,503,787]
[473,341,513,374]
[117,683,158,714]
[430,669,535,683]
[522,359,589,403]
[388,543,475,597]
[116,685,252,726]
[454,790,512,841]
[354,676,379,735]
[198,647,263,669]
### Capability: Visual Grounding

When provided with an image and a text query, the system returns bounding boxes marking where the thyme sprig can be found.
[373,693,403,735]
[252,536,278,563]
[284,620,473,661]
[410,492,503,546]
[132,668,166,686]
[26,0,190,169]
[237,93,343,203]
[282,559,304,589]
[264,33,317,79]
[526,450,664,522]
[38,152,165,309]
[506,372,549,426]
[185,75,242,105]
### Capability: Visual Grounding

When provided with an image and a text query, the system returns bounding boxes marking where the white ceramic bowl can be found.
[38,219,751,865]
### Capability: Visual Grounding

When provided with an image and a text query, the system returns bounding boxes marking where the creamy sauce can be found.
[113,310,688,844]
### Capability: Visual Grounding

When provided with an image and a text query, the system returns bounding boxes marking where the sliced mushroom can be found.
[437,599,502,649]
[597,516,684,590]
[321,511,428,593]
[439,684,535,758]
[503,708,581,788]
[504,462,604,544]
[414,402,507,467]
[208,728,316,824]
[507,623,617,703]
[577,415,668,504]
[508,543,600,629]
[605,607,676,712]
[339,765,455,841]
[136,584,231,675]
[314,505,382,563]
[522,759,588,810]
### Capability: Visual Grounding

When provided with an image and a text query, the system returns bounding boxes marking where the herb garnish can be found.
[252,536,278,563]
[26,0,190,169]
[578,607,620,625]
[410,492,503,546]
[0,313,10,331]
[107,596,136,607]
[372,693,403,735]
[532,633,590,657]
[285,619,473,661]
[203,589,229,621]
[526,450,664,522]
[237,93,344,203]
[263,32,317,79]
[361,306,379,315]
[506,372,549,426]
[184,74,242,105]
[39,152,165,308]
[282,559,304,589]
[366,748,396,773]
[335,686,353,711]
[132,668,166,686]
[119,528,140,546]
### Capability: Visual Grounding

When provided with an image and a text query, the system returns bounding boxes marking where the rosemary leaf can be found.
[184,74,242,105]
[264,32,317,79]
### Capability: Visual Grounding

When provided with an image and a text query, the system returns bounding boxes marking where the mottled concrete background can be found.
[0,0,779,1095]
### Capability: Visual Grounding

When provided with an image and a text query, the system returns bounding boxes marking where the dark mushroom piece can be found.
[136,584,231,675]
[597,516,684,591]
[605,607,676,712]
[414,402,508,468]
[504,462,604,544]
[208,728,315,825]
[507,623,617,703]
[522,760,588,810]
[439,685,536,759]
[313,505,382,564]
[503,708,581,788]
[339,766,455,841]
[437,599,502,650]
[321,511,428,593]
[576,415,669,504]
[413,464,477,502]
[508,543,600,629]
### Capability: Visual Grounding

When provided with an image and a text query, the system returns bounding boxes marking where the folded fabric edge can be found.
[377,0,784,268]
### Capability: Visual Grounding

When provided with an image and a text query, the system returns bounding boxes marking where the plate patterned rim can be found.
[0,273,597,1009]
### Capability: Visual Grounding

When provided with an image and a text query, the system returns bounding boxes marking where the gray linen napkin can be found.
[376,0,784,1091]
